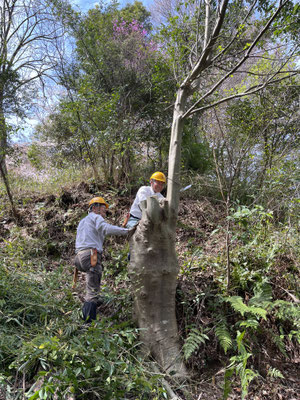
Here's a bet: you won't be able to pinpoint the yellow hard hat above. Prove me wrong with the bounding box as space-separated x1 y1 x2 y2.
150 171 166 183
89 197 109 209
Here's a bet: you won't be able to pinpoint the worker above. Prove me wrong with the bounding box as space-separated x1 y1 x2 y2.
126 171 166 228
74 196 129 322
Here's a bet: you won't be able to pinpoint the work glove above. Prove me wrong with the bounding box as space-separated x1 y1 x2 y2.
127 225 137 240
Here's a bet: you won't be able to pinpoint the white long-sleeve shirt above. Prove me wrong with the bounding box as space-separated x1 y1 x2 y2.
75 212 128 253
129 186 165 219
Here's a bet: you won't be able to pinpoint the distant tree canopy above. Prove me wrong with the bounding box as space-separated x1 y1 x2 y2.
36 1 177 184
0 0 66 217
31 0 299 215
0 0 65 156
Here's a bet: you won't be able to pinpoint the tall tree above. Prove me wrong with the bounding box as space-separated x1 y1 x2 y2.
129 0 299 375
41 0 174 183
0 0 64 211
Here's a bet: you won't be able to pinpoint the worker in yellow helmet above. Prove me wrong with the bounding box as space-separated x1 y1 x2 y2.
74 196 129 322
126 171 166 228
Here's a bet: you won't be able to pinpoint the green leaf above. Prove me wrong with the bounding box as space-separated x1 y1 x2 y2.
215 323 232 354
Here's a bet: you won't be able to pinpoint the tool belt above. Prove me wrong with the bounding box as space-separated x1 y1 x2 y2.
76 248 102 267
72 249 102 289
90 248 97 267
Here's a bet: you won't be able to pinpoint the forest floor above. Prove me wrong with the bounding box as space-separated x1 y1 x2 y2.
1 169 299 399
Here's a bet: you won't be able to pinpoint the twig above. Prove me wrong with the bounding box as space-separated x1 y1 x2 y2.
269 281 300 303
280 287 300 304
151 364 185 400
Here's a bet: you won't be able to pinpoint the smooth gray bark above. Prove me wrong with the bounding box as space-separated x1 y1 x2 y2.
129 196 187 375
167 87 189 223
0 104 7 176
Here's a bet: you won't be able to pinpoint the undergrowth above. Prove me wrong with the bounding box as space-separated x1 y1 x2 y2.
180 204 300 399
1 180 299 400
0 232 165 400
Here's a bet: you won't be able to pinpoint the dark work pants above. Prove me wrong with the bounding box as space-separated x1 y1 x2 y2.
74 250 102 303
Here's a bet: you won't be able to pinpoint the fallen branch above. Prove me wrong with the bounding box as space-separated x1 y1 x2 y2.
151 364 185 400
280 287 300 304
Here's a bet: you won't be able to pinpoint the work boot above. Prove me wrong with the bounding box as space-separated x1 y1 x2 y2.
94 297 105 307
82 301 97 323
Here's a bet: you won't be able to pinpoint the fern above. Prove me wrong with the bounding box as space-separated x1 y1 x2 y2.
271 300 300 329
223 331 258 400
288 330 300 344
270 329 288 358
248 281 272 308
226 296 249 316
267 367 284 379
226 296 267 320
215 322 232 354
240 367 258 399
183 328 209 360
223 366 234 399
239 319 259 329
269 300 300 352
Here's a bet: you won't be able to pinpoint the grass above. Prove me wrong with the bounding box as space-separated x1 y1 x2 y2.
6 166 94 196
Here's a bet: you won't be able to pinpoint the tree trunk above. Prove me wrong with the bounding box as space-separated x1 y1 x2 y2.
0 101 7 176
0 101 19 222
167 87 189 223
0 154 19 222
129 196 187 376
129 86 190 375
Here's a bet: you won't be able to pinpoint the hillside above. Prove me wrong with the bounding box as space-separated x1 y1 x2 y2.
0 170 299 399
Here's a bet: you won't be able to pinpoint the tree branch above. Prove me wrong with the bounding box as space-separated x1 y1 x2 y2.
182 0 290 119
181 0 230 89
189 72 298 115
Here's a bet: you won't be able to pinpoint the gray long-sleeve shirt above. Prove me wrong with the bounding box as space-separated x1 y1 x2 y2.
75 212 128 253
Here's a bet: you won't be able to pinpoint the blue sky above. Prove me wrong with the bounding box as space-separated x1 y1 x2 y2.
72 0 153 12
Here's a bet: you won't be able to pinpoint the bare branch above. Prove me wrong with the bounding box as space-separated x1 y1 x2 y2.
210 0 258 65
189 72 298 115
182 0 230 88
182 0 291 118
